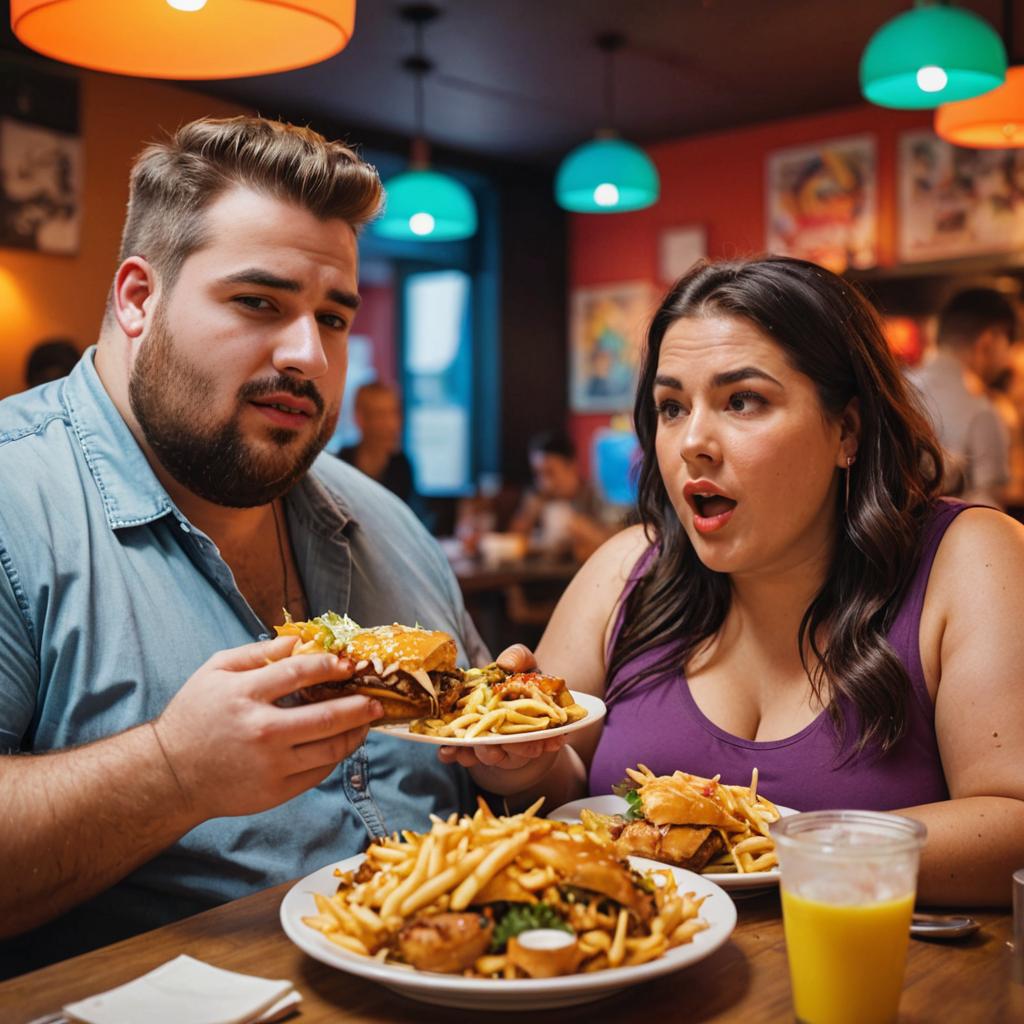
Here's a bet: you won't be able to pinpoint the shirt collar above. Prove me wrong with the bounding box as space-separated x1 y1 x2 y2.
62 347 176 530
62 347 359 538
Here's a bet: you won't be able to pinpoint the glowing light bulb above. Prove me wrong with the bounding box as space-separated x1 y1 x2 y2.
409 212 436 236
916 65 948 93
593 183 620 207
167 0 208 10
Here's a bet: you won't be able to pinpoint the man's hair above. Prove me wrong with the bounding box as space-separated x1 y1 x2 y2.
116 116 383 295
528 429 576 461
937 287 1017 349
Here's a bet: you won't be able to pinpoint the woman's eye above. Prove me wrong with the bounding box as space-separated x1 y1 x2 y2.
727 391 765 413
656 399 685 421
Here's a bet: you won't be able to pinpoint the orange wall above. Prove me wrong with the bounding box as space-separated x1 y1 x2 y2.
568 102 932 472
0 72 247 399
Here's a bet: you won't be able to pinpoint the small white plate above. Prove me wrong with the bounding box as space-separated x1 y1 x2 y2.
280 853 736 1010
369 690 605 747
547 795 797 892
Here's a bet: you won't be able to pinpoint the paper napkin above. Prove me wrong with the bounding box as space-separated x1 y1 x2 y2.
62 955 300 1024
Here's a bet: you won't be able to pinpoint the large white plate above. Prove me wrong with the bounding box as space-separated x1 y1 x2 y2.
369 690 605 747
280 853 736 1010
547 795 797 892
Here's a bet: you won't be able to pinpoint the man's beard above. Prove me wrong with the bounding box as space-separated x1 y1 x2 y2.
128 310 338 508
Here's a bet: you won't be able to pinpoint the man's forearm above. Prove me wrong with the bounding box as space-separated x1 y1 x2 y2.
902 795 1024 907
0 723 200 938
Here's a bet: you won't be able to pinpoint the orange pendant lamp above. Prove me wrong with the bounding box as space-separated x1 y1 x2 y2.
935 0 1024 147
10 0 356 80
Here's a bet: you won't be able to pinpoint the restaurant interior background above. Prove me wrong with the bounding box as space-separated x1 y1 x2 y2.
3 0 1024 652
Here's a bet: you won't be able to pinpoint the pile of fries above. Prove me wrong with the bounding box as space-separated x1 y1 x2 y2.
409 667 588 739
303 799 709 978
626 764 782 875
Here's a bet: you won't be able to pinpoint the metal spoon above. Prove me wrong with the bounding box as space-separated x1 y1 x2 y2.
910 912 981 940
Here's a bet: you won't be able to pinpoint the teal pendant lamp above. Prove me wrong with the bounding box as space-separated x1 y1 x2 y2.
555 32 659 213
860 1 1006 109
375 5 477 242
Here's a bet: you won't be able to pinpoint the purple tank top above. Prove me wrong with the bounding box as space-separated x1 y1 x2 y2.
589 501 966 811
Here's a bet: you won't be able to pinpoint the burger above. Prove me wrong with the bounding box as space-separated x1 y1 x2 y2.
583 772 742 873
274 611 465 721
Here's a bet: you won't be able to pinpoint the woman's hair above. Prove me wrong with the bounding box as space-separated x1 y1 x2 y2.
608 255 944 754
115 116 383 295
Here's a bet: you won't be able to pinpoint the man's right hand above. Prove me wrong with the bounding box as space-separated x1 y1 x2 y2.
152 635 381 819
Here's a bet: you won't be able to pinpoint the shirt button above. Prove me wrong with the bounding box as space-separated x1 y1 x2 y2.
179 522 191 533
350 773 364 790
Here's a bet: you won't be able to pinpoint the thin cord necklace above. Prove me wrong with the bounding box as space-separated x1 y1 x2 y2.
271 500 290 616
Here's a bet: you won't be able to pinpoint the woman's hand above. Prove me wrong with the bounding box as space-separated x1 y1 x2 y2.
437 643 571 796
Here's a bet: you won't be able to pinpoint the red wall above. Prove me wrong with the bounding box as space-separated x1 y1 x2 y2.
568 103 932 473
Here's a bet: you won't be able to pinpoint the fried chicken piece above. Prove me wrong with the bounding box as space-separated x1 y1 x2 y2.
396 912 494 974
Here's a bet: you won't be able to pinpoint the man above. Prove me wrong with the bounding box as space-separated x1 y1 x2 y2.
23 337 80 388
337 381 418 507
0 116 487 976
510 430 616 562
907 287 1017 509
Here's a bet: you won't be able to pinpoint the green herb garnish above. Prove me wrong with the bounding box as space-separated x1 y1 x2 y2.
489 903 572 953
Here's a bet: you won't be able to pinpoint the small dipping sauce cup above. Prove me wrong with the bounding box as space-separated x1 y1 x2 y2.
773 810 927 1024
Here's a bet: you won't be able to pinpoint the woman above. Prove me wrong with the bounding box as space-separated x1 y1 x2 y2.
442 256 1024 906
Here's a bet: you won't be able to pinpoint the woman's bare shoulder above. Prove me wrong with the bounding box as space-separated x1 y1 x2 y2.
928 505 1024 615
572 523 653 594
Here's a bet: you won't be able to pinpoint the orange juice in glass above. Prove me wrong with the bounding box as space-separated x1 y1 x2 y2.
773 810 926 1024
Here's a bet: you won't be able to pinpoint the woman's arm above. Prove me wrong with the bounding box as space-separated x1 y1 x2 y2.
907 507 1024 906
440 525 651 806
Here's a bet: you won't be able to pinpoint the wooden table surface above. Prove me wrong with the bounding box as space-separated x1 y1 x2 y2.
3 883 1018 1023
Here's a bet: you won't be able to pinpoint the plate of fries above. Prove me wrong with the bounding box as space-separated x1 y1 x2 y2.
549 766 797 892
280 800 736 1010
372 684 604 747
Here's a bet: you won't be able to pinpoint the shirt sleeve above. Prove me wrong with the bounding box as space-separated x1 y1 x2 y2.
964 406 1010 503
0 542 40 752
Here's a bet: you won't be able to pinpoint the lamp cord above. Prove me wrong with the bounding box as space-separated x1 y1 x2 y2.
604 45 615 129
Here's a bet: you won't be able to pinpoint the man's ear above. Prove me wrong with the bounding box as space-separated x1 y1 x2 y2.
837 396 861 467
112 257 158 340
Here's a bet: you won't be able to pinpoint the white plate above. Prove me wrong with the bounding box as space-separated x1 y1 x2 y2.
547 795 797 892
369 690 605 747
280 853 736 1010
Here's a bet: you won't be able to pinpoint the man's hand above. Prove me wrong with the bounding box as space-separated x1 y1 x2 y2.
152 635 381 819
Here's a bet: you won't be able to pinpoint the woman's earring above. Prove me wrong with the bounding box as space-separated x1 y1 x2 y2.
845 454 856 515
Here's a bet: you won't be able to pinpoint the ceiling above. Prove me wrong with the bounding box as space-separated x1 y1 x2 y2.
3 1 1020 166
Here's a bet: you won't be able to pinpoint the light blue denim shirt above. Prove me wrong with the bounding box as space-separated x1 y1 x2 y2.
0 349 488 968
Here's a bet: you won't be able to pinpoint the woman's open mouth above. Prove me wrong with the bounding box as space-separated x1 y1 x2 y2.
685 485 738 535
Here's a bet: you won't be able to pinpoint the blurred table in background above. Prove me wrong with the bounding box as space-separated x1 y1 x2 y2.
442 543 580 655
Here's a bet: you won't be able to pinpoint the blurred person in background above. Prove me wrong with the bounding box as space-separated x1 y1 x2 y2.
510 429 617 562
24 337 80 389
336 381 417 506
906 287 1016 508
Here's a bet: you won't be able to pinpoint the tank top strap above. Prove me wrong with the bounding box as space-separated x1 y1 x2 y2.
885 498 975 714
604 543 659 667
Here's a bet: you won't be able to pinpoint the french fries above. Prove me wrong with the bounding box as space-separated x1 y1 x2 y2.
410 670 588 739
302 799 709 978
624 764 783 875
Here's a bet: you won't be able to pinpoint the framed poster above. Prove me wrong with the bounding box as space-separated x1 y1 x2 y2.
0 62 82 255
898 129 1024 262
569 281 655 413
766 134 877 272
659 225 707 284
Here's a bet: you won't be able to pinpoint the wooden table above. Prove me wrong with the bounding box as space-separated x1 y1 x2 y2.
3 885 1016 1022
448 554 580 596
